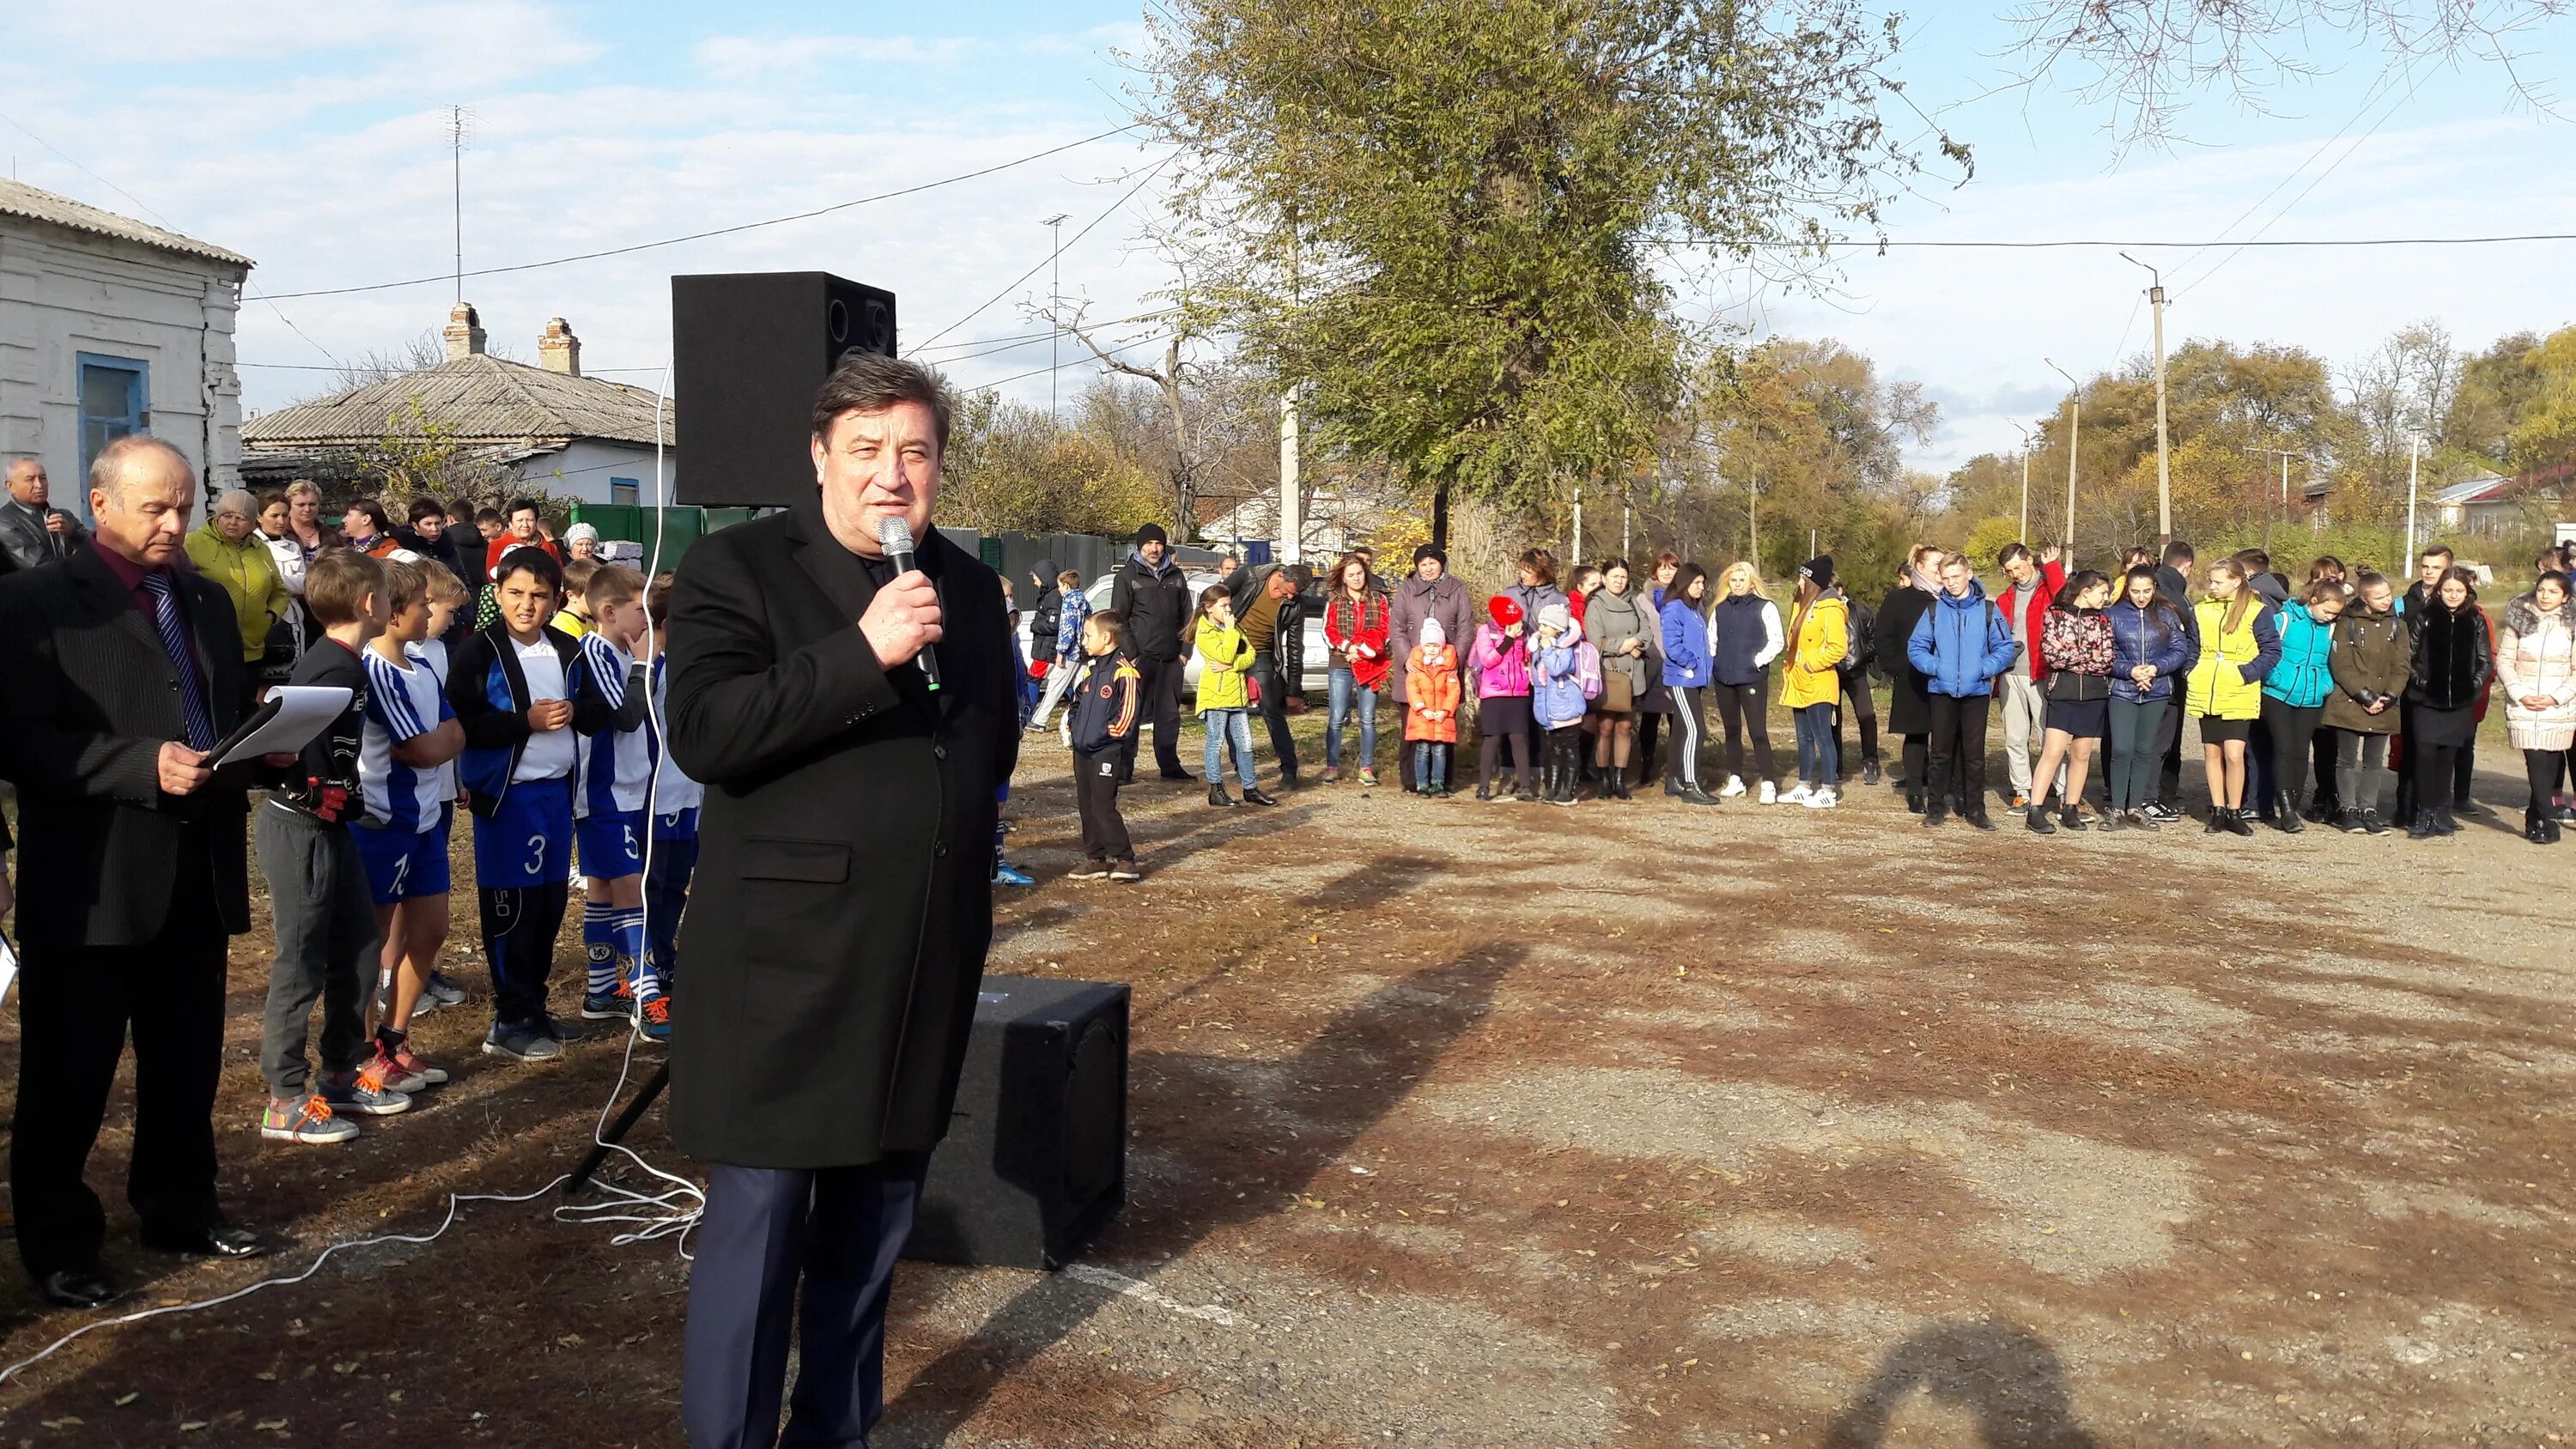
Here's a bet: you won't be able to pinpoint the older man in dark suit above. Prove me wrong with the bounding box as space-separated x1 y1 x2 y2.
665 352 1018 1448
0 457 86 573
0 436 270 1310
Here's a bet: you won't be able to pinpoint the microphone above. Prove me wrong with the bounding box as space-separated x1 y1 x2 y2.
876 516 943 693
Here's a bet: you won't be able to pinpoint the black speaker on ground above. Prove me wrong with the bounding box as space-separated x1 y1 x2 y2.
908 976 1128 1270
671 270 897 507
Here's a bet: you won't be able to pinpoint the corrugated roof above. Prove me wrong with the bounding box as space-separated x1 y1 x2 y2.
2433 472 2512 506
241 354 676 449
0 176 252 269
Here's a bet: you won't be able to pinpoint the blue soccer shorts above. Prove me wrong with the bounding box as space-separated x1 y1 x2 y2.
473 776 574 886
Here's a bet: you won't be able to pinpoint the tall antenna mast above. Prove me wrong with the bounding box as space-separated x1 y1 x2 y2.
447 106 474 303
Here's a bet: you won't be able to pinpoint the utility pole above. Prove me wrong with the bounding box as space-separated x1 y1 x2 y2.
1569 480 1583 567
2008 421 2033 543
1041 213 1068 423
1278 386 1301 564
2122 252 2172 542
1622 497 1632 558
2046 357 2081 561
2404 433 2422 567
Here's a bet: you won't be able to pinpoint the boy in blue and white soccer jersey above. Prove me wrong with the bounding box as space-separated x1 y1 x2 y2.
570 565 657 1032
640 573 701 1043
353 557 466 1091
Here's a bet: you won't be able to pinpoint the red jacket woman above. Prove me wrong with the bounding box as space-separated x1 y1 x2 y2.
1325 589 1393 690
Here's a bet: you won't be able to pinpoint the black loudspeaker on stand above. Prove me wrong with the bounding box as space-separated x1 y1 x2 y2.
671 270 898 509
567 977 1129 1270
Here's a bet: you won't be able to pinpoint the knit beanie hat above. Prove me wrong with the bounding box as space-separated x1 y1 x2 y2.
1135 523 1169 547
1799 555 1836 591
1420 618 1446 647
1413 543 1447 568
1488 595 1524 628
1537 603 1572 634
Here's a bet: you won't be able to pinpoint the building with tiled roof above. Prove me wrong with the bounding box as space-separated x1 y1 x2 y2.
242 305 680 506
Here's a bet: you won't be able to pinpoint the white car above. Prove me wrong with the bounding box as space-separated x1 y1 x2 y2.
1015 571 1332 694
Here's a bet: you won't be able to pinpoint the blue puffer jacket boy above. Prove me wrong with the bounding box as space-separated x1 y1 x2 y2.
1906 579 2017 697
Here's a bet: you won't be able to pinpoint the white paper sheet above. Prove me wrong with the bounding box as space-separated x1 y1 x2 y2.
213 685 352 767
0 937 16 1009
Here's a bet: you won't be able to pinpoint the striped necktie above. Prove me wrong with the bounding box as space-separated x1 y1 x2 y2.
142 572 219 751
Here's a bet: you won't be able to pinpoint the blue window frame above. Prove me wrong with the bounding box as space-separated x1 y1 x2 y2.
76 354 150 498
609 476 641 506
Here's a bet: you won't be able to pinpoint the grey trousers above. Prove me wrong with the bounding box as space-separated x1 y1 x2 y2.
1998 671 2047 798
255 805 382 1099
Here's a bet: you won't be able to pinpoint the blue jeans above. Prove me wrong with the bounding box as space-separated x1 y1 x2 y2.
1413 741 1448 789
1326 666 1378 770
1795 703 1838 786
1202 708 1256 789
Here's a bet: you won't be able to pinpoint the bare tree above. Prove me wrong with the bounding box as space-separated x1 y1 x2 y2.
2002 0 2569 150
1036 300 1208 537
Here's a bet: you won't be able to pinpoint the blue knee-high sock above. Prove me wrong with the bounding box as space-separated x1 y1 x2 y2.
614 907 651 1001
583 900 618 996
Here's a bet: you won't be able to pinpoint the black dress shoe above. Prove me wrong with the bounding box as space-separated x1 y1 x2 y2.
143 1222 269 1259
1157 768 1194 782
39 1269 117 1310
1242 787 1279 807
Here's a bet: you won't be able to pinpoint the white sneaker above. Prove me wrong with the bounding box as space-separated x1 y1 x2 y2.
1778 783 1810 805
1758 780 1778 804
1806 786 1838 809
1719 775 1747 797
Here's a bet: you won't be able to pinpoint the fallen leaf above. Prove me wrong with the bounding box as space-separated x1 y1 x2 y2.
113 1393 139 1407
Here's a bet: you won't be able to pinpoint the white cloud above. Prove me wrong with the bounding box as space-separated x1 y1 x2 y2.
27 0 598 70
692 33 980 82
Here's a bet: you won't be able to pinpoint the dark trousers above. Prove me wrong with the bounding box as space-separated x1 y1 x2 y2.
2310 729 2342 812
1665 686 1707 788
1635 707 1662 784
1833 667 1880 770
12 877 228 1280
683 1156 927 1449
1124 653 1186 780
1710 678 1775 782
2524 748 2563 808
1251 649 1299 779
478 881 571 1028
1073 748 1133 862
646 834 700 986
1925 693 1992 811
1899 733 1928 792
2155 682 2188 803
2413 740 2460 816
2260 698 2323 815
2456 737 2479 808
255 807 381 1099
2246 704 2277 811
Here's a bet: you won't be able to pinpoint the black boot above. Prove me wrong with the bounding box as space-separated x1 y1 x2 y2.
1208 785 1236 808
2526 805 2551 844
2433 804 2459 835
2026 793 2057 834
1862 760 1882 786
1922 797 1947 828
1905 789 1925 815
2275 801 2304 834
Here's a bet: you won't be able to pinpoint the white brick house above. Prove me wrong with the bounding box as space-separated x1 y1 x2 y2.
0 178 253 514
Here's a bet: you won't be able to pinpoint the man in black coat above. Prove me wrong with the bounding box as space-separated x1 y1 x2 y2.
1110 522 1193 782
0 436 270 1310
2151 540 2200 819
1874 546 1942 812
0 457 87 574
664 353 1018 1449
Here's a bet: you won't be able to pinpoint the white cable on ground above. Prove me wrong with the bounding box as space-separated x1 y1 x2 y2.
0 361 705 1389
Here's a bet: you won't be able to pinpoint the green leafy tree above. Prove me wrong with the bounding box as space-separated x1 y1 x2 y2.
1140 0 1962 582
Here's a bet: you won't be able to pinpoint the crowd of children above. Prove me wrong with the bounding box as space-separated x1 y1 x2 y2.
252 541 700 1145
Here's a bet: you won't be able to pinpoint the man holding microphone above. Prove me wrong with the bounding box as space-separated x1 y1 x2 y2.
664 352 1018 1448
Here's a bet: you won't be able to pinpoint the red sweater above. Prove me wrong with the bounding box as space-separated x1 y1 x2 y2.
2004 559 2066 680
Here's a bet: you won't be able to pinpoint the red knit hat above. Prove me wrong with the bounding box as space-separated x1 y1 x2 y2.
1488 596 1524 628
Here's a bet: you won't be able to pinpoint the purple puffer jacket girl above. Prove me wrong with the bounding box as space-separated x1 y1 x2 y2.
1469 620 1533 697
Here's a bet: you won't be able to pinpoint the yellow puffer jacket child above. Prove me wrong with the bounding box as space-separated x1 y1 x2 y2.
1778 591 1850 710
1189 618 1255 712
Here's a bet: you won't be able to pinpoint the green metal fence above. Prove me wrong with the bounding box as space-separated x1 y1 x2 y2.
568 504 762 567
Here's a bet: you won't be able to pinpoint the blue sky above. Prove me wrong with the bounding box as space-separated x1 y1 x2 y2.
7 1 2572 471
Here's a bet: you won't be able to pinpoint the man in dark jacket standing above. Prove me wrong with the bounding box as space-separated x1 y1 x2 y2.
0 437 270 1309
2151 540 2199 819
0 457 86 573
1874 546 1942 813
665 353 1018 1449
1111 523 1193 782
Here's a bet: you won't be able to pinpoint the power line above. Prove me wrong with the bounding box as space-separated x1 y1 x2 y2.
905 155 1175 355
963 330 1175 391
250 123 1148 302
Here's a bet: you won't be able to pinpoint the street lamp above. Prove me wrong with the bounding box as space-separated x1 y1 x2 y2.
2119 251 2172 542
2044 357 2081 560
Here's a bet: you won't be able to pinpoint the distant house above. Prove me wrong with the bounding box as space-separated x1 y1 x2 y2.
241 305 677 505
1199 482 1408 561
0 177 253 514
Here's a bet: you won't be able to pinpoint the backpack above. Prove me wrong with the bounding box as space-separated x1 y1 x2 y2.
1575 640 1603 700
1844 594 1874 668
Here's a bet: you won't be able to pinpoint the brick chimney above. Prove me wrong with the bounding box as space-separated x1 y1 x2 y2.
442 302 487 361
538 317 582 378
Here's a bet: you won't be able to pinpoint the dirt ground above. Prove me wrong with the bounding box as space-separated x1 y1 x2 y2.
0 700 2570 1447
